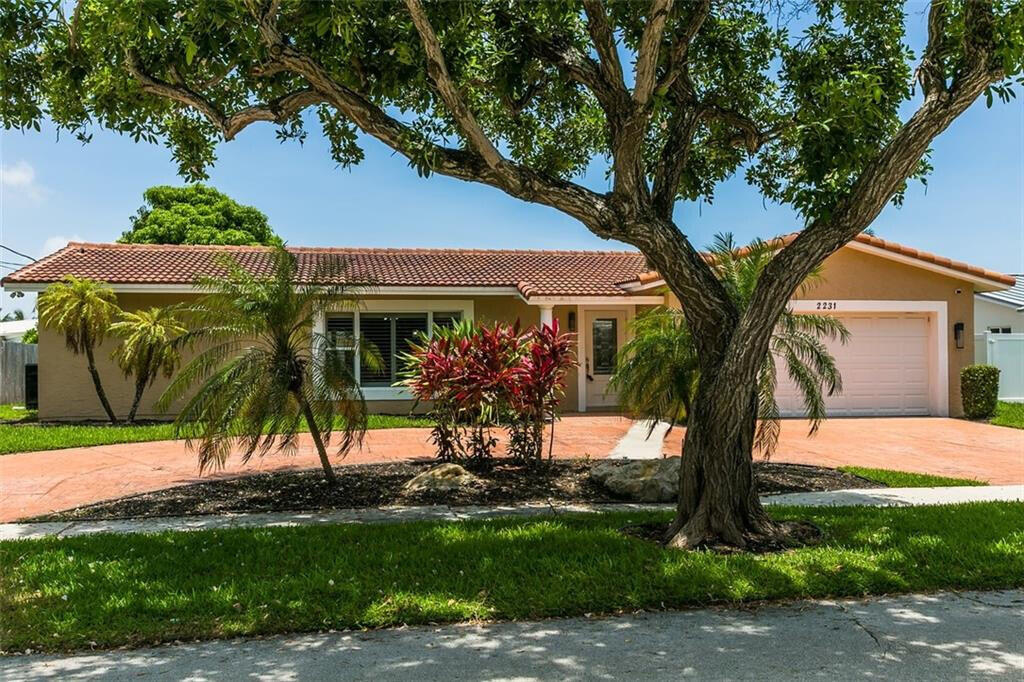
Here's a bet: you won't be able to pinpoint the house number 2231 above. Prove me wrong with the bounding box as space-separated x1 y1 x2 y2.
815 301 838 310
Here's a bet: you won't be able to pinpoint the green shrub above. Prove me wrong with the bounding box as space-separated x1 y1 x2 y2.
961 365 1000 419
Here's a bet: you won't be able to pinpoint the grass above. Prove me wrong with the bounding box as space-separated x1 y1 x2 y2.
2 502 1022 653
838 466 987 488
991 401 1024 429
0 403 37 423
0 414 430 455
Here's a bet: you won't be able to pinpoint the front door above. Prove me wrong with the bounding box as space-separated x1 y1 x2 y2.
585 309 627 408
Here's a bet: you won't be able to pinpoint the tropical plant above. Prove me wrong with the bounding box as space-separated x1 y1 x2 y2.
118 184 282 246
157 247 376 484
506 320 576 461
109 306 187 423
2 309 25 321
611 310 698 438
21 327 38 344
613 234 849 457
401 319 575 462
36 276 120 423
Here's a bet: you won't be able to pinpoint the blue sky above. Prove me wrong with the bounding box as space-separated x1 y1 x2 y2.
1 11 1022 319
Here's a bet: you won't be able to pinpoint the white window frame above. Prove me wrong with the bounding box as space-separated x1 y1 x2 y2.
315 299 474 400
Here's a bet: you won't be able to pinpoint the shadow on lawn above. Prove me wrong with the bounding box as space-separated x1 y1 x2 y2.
1 504 1022 655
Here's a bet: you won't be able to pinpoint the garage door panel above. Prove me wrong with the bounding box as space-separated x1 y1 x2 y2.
777 314 931 417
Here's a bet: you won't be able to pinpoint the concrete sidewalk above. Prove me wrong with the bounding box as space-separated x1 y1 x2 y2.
3 485 1021 540
4 590 1022 680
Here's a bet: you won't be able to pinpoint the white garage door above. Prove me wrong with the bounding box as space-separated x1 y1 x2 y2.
775 315 931 417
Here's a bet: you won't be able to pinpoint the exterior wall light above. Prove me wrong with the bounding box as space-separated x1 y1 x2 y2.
954 321 965 349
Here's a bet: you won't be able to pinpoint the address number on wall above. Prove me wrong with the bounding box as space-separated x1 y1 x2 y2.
814 301 839 311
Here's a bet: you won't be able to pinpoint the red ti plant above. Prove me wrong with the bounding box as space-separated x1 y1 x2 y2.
507 319 576 461
399 323 467 461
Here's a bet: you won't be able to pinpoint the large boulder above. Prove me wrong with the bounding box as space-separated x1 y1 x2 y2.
402 463 479 495
590 457 681 502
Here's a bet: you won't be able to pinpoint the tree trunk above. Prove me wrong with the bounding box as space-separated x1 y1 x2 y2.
300 396 337 485
126 349 154 424
127 377 147 424
84 344 118 424
663 339 810 550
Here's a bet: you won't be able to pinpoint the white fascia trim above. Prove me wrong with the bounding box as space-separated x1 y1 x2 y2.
617 279 666 292
526 295 665 305
844 241 1010 291
788 299 949 417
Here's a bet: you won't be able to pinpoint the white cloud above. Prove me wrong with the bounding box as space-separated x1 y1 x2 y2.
41 234 83 256
1 161 45 201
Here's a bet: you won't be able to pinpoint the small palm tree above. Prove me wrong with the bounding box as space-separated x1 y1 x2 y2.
609 310 698 437
37 276 120 423
110 306 187 423
157 247 375 484
612 234 849 457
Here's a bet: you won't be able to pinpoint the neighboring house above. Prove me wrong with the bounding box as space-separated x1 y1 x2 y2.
0 235 1014 421
975 274 1022 335
0 319 36 343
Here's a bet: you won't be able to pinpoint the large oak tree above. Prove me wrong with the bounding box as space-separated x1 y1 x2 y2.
4 0 1021 548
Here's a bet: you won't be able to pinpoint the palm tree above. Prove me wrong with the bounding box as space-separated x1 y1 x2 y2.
609 309 698 437
2 309 25 321
157 247 375 484
612 234 849 457
110 306 187 423
37 276 120 423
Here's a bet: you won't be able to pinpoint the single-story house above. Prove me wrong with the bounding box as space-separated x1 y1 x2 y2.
975 274 1022 335
1 234 1014 421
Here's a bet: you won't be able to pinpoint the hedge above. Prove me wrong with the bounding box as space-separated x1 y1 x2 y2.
961 365 1000 419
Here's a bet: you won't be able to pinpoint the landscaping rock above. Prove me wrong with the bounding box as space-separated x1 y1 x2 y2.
590 457 681 502
401 463 479 495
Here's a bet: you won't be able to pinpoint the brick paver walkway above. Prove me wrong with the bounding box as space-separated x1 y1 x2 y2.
1 416 1020 522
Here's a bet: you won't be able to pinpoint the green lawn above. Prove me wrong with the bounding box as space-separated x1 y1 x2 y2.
0 403 37 423
991 401 1024 429
838 466 987 488
3 502 1022 653
0 414 430 455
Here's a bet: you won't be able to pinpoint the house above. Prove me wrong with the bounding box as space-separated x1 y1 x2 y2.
1 235 1014 421
0 319 36 343
975 274 1022 335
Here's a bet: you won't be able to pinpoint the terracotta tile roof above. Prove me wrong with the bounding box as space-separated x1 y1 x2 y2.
621 232 1016 288
1 242 650 299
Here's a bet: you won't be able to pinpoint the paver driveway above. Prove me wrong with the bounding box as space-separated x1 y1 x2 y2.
1 416 1020 522
0 415 632 522
667 417 1023 484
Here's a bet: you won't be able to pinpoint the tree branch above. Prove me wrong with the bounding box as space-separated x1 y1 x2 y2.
404 0 505 173
917 0 949 98
125 51 321 140
633 0 673 107
235 2 615 231
581 0 627 92
732 0 1004 385
651 107 707 218
656 0 711 94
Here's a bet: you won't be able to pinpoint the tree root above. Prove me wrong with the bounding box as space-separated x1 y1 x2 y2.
620 517 823 554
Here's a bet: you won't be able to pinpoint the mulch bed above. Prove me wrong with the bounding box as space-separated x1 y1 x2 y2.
30 459 880 522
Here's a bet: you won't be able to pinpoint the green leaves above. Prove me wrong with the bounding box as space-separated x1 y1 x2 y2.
118 184 282 246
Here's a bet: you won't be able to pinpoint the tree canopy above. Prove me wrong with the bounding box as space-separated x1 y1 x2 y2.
118 184 282 246
5 0 1021 546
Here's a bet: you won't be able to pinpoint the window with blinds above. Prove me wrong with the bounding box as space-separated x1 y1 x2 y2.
432 312 462 329
359 313 429 386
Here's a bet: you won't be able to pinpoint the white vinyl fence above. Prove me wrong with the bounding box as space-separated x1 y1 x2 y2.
975 333 1024 402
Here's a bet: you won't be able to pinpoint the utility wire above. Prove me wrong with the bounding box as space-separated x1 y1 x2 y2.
0 245 36 262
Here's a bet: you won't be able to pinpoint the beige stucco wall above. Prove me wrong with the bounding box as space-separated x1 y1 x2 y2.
37 292 550 421
34 247 982 420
